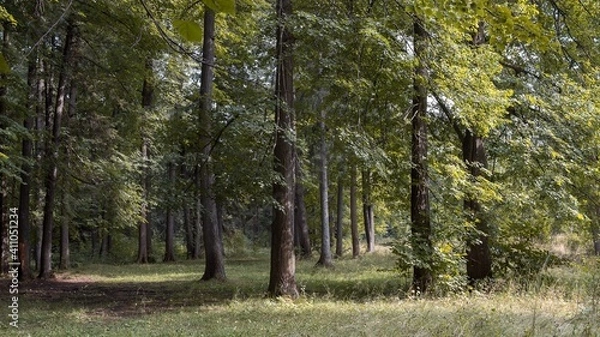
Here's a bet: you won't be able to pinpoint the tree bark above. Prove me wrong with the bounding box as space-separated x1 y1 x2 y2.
316 110 333 267
350 165 360 258
410 18 433 293
463 130 492 282
39 21 77 279
335 177 344 258
164 161 176 262
137 59 154 264
362 170 375 253
464 23 492 283
59 81 77 271
199 8 225 281
18 58 37 280
268 0 298 298
593 225 600 256
294 154 312 258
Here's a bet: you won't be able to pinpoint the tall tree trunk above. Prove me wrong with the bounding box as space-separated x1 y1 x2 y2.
184 204 194 259
137 59 154 264
410 18 433 293
59 81 77 271
335 177 344 258
199 8 225 281
294 154 311 258
362 171 375 253
18 58 37 280
99 233 111 258
316 110 333 267
350 165 360 258
194 196 203 259
463 130 492 281
39 21 77 279
164 161 176 262
464 23 492 283
593 224 600 256
269 0 298 298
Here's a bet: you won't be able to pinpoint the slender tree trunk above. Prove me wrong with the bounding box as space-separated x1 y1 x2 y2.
316 110 333 267
59 81 77 271
335 177 344 258
294 154 311 258
163 161 176 262
137 59 154 264
199 8 225 281
39 21 77 279
593 224 600 256
99 233 111 258
269 0 298 298
410 18 433 293
362 171 375 253
463 130 492 281
194 197 203 259
184 204 194 259
18 59 37 280
350 165 360 258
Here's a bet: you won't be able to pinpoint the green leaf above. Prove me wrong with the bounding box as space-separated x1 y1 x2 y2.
0 53 9 74
173 20 203 43
203 0 236 14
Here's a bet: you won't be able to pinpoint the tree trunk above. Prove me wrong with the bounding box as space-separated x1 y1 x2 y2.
17 58 37 280
464 23 492 283
59 81 77 271
194 196 203 259
294 154 312 258
269 0 298 298
350 165 360 258
593 225 600 256
137 59 154 264
164 161 176 262
410 18 433 293
335 177 344 258
99 233 111 258
362 171 375 253
463 130 492 281
39 21 77 279
199 8 225 281
184 204 194 259
316 110 333 267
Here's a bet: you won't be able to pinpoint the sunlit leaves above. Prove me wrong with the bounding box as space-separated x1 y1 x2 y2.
173 20 203 42
203 0 235 15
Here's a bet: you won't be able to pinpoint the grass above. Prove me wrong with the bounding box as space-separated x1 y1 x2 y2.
1 248 599 336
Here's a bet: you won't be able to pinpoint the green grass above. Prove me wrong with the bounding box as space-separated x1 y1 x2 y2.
2 249 599 336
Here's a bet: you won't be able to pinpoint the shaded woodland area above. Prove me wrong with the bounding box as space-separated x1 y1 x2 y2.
1 0 600 302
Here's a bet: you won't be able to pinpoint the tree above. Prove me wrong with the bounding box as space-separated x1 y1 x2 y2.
199 7 225 281
350 165 360 258
410 17 433 293
268 0 298 298
316 109 333 267
335 176 344 257
362 170 375 253
163 161 176 262
39 19 77 279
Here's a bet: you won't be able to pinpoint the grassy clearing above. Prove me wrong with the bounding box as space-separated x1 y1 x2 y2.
2 248 599 336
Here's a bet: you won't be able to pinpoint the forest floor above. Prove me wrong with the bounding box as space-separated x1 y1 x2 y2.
1 246 599 336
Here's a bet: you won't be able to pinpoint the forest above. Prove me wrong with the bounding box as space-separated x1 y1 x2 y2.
1 0 600 335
